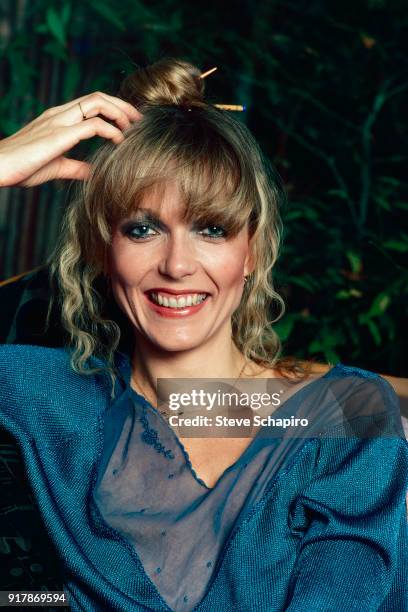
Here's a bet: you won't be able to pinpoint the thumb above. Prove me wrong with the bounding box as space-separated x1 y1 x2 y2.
21 158 92 186
57 157 91 181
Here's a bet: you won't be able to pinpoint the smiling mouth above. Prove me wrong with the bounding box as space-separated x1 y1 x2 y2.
147 291 209 309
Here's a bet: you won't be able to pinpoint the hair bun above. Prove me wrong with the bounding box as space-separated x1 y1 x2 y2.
118 57 206 110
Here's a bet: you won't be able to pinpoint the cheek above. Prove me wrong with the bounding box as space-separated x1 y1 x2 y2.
217 264 245 288
213 247 248 287
108 239 144 286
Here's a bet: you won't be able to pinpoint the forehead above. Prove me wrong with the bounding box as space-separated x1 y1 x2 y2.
136 181 186 220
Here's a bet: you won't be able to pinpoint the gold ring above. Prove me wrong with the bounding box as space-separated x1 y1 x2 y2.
78 101 87 120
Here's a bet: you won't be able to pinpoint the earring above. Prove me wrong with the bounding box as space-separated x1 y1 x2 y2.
243 275 248 284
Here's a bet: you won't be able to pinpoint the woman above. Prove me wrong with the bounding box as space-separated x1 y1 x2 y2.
0 58 407 611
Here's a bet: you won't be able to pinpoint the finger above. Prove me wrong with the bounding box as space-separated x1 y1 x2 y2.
6 117 123 176
21 158 91 187
95 92 142 121
74 94 135 130
55 157 91 180
43 91 142 124
0 116 125 188
65 116 126 145
47 95 131 131
79 91 142 121
47 94 141 130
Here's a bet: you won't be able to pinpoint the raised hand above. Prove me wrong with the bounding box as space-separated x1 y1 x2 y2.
0 92 141 187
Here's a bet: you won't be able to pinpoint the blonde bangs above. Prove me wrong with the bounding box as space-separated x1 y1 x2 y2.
83 106 256 240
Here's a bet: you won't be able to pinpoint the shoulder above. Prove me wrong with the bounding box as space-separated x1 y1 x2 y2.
0 344 111 441
0 344 71 392
332 362 400 405
0 343 70 368
313 363 407 446
304 359 406 399
0 343 88 394
298 360 403 414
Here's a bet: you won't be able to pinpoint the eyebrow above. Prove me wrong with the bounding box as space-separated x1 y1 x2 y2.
122 207 224 232
129 208 168 229
136 207 162 219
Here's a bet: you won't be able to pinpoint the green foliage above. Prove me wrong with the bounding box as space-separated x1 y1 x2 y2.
0 0 406 374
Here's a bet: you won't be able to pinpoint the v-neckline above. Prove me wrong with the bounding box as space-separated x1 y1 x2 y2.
128 362 342 492
91 360 343 611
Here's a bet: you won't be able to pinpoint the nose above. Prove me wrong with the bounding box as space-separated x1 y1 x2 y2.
157 230 197 280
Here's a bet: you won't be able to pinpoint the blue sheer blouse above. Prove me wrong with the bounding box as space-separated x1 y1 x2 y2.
93 354 408 611
0 344 407 611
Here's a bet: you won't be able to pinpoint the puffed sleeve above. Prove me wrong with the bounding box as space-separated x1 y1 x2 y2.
285 375 408 611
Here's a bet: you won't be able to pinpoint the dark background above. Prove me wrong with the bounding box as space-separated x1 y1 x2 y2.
0 0 407 596
0 0 407 375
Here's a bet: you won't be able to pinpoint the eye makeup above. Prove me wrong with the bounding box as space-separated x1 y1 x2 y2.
119 209 228 242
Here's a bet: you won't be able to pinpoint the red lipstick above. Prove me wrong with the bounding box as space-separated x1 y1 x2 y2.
144 291 210 318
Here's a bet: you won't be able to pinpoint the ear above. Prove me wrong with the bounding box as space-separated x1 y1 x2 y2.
243 239 255 277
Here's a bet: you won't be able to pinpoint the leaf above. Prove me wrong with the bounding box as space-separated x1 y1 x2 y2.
346 251 362 274
308 338 341 363
383 240 408 252
374 195 391 211
366 320 381 346
46 7 66 47
61 3 71 25
15 536 32 552
43 40 68 62
308 339 322 353
323 347 341 364
327 189 348 199
287 276 317 292
0 538 10 555
274 314 296 341
89 1 126 31
285 208 318 222
272 34 291 45
285 211 304 221
359 293 391 324
367 293 390 318
336 289 363 299
379 177 400 187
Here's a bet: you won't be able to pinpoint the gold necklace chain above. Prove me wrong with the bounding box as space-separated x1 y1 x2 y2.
130 359 248 421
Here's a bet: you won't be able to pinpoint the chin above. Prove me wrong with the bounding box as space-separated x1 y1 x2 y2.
143 332 207 354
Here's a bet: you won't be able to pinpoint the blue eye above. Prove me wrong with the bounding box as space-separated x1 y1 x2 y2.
125 223 157 240
122 221 227 241
199 225 227 239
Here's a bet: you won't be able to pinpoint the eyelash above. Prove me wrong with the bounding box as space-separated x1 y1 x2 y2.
124 223 227 241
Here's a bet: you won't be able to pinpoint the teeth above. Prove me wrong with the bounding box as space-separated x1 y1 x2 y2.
151 292 208 309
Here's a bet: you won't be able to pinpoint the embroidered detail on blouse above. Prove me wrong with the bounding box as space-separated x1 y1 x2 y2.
139 404 175 460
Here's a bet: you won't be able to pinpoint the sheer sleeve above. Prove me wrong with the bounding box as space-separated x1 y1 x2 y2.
285 376 408 611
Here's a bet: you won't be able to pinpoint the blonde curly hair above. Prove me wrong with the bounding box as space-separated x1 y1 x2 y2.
47 57 313 396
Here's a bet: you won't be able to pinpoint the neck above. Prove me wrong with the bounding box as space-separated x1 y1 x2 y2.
130 332 249 405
